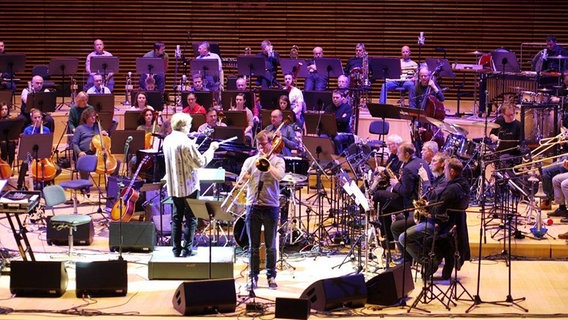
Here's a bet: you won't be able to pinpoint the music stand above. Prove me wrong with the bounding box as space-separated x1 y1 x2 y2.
220 90 254 110
90 56 120 80
88 94 115 115
304 90 332 111
190 59 219 79
0 53 25 106
0 118 24 149
259 89 287 110
368 57 400 82
181 91 214 109
190 113 206 132
186 198 232 278
261 109 295 128
223 110 247 127
146 91 165 111
27 92 57 113
367 103 401 120
136 57 165 75
110 130 145 155
213 126 245 144
0 91 12 107
97 113 114 132
237 55 265 87
302 135 335 161
314 58 343 90
191 42 221 57
304 112 337 137
48 57 78 109
123 110 141 130
280 58 310 78
491 51 521 73
425 58 456 78
17 133 53 161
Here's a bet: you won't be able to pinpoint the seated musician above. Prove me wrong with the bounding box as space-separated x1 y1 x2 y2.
410 66 445 109
368 134 403 193
23 108 50 135
230 92 254 145
324 90 354 155
379 45 417 104
489 103 522 164
137 107 161 134
68 91 94 133
20 75 55 132
0 102 16 167
373 142 432 255
71 108 108 178
398 157 469 278
86 73 111 95
198 107 226 134
131 91 153 110
189 73 210 92
0 102 9 120
421 140 439 164
284 73 306 129
264 109 299 157
182 92 206 115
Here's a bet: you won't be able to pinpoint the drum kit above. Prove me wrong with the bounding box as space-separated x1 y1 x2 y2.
511 86 559 144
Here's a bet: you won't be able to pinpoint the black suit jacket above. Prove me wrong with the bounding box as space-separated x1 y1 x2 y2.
392 156 432 208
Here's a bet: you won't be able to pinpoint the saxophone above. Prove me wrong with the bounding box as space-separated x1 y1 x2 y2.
362 51 370 87
413 164 428 224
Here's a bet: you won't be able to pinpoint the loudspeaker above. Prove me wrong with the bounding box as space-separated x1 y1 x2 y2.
172 278 236 315
109 221 156 252
46 216 94 245
10 261 68 297
275 297 310 319
366 263 415 306
299 273 367 311
75 260 128 298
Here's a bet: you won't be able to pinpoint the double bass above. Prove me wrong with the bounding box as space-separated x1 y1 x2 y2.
90 119 118 174
29 121 58 182
418 64 446 148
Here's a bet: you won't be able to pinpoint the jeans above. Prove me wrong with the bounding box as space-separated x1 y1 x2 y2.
379 80 415 104
171 191 198 255
391 213 416 257
543 162 568 200
398 220 435 262
246 205 279 279
304 73 328 91
552 172 568 206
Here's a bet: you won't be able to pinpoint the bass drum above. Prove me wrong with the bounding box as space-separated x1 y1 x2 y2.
233 215 249 248
442 134 466 157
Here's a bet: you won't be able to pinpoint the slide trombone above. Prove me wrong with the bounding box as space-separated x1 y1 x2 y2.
513 153 568 175
529 128 568 159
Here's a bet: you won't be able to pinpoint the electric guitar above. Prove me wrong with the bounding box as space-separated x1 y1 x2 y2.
110 155 150 222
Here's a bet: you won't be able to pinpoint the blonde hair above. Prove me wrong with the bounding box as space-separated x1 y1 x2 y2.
171 112 192 131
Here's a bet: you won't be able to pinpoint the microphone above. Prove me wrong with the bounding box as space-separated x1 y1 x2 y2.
418 32 425 45
128 71 132 78
176 45 181 58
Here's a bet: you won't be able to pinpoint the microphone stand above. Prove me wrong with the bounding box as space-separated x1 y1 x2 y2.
117 139 131 261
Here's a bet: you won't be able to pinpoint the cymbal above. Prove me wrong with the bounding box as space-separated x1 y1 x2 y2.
425 116 465 136
470 121 501 129
281 173 307 184
510 86 525 91
449 123 469 136
469 50 485 55
547 55 568 59
538 87 552 92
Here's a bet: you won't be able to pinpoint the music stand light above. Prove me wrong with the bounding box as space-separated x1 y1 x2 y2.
368 57 401 82
28 92 57 113
136 57 165 75
48 57 78 109
90 56 120 80
314 58 343 90
304 90 332 111
280 58 310 78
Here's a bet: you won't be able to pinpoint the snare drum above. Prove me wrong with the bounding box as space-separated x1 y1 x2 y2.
442 134 466 157
457 139 479 159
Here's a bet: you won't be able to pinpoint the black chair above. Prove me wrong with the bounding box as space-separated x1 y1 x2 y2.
368 119 389 153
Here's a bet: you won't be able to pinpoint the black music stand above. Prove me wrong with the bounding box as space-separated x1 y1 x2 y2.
186 198 232 279
368 57 400 83
90 56 120 83
314 58 343 90
491 51 521 73
18 133 53 162
88 94 115 115
259 89 287 110
136 57 165 76
304 112 337 137
111 130 145 174
280 58 310 78
27 92 57 113
0 53 26 107
145 91 166 112
304 90 332 111
191 42 221 57
220 90 254 110
190 59 219 79
181 91 214 109
237 56 265 88
367 103 401 120
190 113 206 132
213 126 245 144
223 110 247 127
123 110 141 130
302 135 335 162
97 113 114 133
48 57 78 109
425 58 456 78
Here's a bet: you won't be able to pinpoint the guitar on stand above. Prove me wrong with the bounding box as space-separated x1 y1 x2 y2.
110 155 150 222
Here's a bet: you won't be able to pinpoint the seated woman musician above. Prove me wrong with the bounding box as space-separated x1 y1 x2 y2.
230 92 254 146
0 102 17 168
132 91 153 110
68 91 94 134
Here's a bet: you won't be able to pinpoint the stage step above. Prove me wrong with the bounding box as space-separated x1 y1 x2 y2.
148 246 234 280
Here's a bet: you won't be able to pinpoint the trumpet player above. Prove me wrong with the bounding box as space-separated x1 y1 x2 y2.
163 113 219 258
398 158 470 279
238 130 285 290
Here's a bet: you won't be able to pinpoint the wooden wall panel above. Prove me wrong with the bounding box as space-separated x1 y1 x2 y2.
1 0 568 103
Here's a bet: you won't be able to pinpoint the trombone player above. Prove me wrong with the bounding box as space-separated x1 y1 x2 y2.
238 130 285 290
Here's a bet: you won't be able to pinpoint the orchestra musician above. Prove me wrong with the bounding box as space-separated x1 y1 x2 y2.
238 130 286 289
131 91 153 110
0 40 16 91
489 103 522 160
197 107 226 134
411 66 445 109
379 45 418 104
284 72 306 129
195 41 223 91
264 109 299 157
84 39 114 92
68 91 94 133
0 101 16 168
140 41 168 92
189 74 209 92
182 92 206 115
86 73 111 95
71 108 108 179
532 35 568 73
20 75 55 132
344 43 365 75
162 112 219 258
421 140 439 164
256 40 281 89
230 92 254 145
325 90 353 155
304 46 328 91
368 134 403 193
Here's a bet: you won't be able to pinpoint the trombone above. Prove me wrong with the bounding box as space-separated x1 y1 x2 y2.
529 128 568 159
513 153 568 175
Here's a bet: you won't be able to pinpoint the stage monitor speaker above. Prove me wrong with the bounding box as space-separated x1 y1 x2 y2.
299 273 367 311
46 216 94 245
109 221 156 252
366 262 414 306
275 297 310 319
75 260 128 298
172 278 236 315
10 261 68 297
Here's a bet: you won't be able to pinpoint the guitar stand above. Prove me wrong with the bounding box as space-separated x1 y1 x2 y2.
197 219 229 246
276 222 296 273
444 229 474 304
